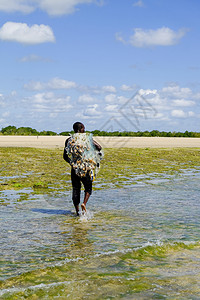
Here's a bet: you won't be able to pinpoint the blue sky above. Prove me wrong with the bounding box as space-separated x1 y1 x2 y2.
0 0 200 133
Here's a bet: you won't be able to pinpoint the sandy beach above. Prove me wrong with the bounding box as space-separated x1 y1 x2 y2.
0 135 200 148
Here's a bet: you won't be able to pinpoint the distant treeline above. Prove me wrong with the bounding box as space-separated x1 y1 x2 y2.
0 126 58 136
0 125 200 137
90 130 200 138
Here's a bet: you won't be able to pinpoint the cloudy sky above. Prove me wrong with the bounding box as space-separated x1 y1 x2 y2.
0 0 200 133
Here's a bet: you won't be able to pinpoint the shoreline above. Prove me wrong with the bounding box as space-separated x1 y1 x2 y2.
0 135 200 148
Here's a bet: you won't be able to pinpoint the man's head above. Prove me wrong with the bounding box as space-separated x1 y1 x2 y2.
73 122 85 133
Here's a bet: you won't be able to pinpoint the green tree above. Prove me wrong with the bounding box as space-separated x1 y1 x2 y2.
16 127 39 135
1 126 17 135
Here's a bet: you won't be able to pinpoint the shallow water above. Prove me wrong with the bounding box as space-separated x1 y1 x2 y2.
0 170 200 299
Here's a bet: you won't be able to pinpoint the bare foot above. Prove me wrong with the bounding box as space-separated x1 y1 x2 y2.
81 203 87 213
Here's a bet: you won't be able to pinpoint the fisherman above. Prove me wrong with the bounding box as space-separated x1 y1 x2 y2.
63 122 102 216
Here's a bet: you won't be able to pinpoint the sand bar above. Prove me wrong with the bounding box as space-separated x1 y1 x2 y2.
0 135 200 148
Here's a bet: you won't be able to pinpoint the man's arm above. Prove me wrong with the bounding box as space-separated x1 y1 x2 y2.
63 138 71 164
93 139 102 151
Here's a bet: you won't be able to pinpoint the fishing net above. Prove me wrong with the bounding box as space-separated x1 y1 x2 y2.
65 133 103 180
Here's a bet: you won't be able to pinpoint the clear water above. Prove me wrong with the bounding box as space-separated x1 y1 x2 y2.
0 170 200 299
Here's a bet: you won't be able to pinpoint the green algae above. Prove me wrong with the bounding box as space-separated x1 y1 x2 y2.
0 147 200 193
1 241 199 299
1 147 200 299
0 148 70 192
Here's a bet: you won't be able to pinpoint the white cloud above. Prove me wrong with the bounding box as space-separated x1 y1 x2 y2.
118 96 129 105
39 0 95 16
49 78 76 89
136 89 164 108
116 27 188 48
1 82 199 131
78 94 95 104
20 54 52 63
84 104 101 116
153 112 168 120
138 89 157 96
171 109 195 118
24 81 44 91
102 85 116 93
31 92 54 104
77 84 117 95
120 84 136 91
172 99 195 107
171 109 186 118
23 83 199 129
27 92 72 112
117 90 159 122
76 104 101 119
0 0 34 13
162 85 192 98
105 104 118 112
0 22 55 44
0 0 101 16
123 86 199 124
32 81 118 96
105 94 116 103
24 78 76 90
133 0 144 7
104 94 129 106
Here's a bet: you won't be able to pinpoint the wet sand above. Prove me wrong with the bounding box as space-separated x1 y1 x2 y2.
0 135 200 148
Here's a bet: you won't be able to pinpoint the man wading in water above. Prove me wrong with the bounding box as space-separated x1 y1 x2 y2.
63 122 102 216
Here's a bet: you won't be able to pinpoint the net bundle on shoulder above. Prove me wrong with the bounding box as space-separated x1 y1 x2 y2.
66 133 103 179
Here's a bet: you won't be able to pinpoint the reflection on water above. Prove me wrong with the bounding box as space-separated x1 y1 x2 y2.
0 170 200 299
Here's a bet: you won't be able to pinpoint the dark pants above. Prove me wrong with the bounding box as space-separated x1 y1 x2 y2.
71 168 92 206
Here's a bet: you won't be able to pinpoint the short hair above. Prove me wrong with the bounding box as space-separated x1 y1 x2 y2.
73 122 84 133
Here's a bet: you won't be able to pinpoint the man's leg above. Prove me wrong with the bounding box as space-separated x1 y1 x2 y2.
72 188 81 215
81 192 90 212
81 172 92 212
71 169 81 216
